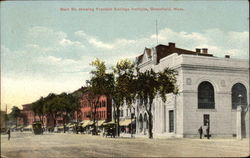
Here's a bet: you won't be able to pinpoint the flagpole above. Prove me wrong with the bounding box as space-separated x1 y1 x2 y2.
156 20 158 45
5 104 8 131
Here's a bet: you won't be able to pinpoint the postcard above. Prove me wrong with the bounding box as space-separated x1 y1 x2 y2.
1 0 249 157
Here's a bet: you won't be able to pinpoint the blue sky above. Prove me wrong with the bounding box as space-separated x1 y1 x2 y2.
1 0 249 111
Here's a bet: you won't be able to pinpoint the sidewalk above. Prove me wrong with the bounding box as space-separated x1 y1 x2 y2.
120 133 148 138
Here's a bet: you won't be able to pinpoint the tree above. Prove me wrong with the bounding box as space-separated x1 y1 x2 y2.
31 97 45 127
135 68 178 139
112 59 136 137
55 92 70 132
87 58 114 135
31 91 82 132
58 93 82 133
43 93 60 128
9 106 21 128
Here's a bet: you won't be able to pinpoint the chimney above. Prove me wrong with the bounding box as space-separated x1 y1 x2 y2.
202 48 208 54
195 48 201 53
169 42 175 48
225 55 230 58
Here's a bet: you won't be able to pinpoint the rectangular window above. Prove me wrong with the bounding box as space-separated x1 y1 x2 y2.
203 114 210 126
169 110 174 132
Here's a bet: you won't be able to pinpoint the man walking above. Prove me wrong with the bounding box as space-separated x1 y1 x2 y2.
7 128 11 140
198 126 203 139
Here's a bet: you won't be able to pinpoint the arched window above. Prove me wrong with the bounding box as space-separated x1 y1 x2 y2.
198 81 215 109
231 83 247 109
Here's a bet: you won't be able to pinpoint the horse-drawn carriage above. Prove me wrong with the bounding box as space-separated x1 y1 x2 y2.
103 122 116 138
32 121 43 135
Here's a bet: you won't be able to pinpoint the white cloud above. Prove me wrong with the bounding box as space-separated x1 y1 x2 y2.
59 38 85 49
89 38 114 49
26 26 67 48
149 28 248 59
2 26 248 110
75 30 114 49
24 26 86 59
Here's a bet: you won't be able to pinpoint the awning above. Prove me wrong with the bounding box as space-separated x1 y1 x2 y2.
120 119 135 126
16 126 23 129
67 123 75 128
103 121 116 126
82 120 94 127
97 120 106 126
81 121 89 127
10 125 16 129
24 125 32 129
68 124 75 128
88 121 94 126
57 125 64 129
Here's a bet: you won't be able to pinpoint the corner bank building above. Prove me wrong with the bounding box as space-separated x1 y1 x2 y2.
120 42 249 138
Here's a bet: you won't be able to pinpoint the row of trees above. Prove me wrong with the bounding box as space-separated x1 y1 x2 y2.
28 58 177 138
31 92 82 131
88 58 178 138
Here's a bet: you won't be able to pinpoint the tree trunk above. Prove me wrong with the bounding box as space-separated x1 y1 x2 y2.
147 102 153 139
116 106 120 137
92 99 98 135
63 115 66 133
52 114 57 128
42 115 45 129
148 111 153 139
113 106 117 136
54 119 56 128
39 115 43 126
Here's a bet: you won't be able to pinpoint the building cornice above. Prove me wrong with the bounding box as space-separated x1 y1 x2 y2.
180 64 249 74
137 60 153 69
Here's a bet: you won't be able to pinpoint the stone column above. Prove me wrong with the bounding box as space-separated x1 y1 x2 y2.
236 106 242 139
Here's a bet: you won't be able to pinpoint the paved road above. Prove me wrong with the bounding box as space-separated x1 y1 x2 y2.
1 132 249 157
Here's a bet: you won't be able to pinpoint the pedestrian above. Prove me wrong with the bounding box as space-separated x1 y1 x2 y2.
7 128 11 140
198 126 203 139
206 126 210 139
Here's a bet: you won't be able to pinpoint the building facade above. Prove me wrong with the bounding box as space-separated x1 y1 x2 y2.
122 42 249 138
18 104 37 126
79 92 112 124
18 104 55 127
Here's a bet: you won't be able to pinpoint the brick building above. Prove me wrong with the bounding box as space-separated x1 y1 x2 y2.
79 92 112 125
18 104 55 127
18 104 37 126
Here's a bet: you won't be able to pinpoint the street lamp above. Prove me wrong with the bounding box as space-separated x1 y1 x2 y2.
238 94 242 107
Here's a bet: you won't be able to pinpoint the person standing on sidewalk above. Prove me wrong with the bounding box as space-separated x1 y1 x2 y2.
206 126 210 139
7 128 11 140
198 126 203 139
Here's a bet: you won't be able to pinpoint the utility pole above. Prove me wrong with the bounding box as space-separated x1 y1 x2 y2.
5 104 8 131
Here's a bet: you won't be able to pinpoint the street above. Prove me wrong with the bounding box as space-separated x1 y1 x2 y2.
1 132 249 157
